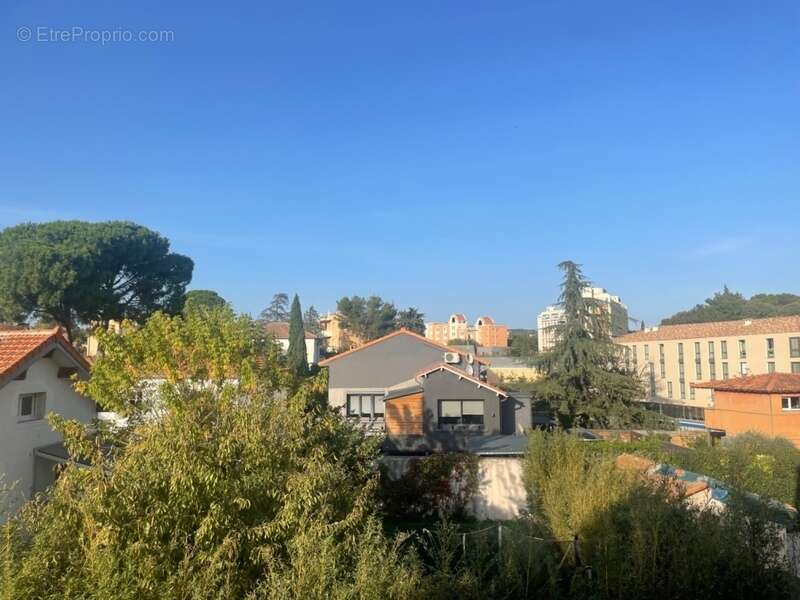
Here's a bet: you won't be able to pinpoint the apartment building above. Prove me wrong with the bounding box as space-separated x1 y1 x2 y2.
425 314 508 347
537 287 629 351
318 312 362 353
615 316 800 421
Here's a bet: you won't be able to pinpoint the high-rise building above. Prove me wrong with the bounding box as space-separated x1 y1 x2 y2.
537 287 629 351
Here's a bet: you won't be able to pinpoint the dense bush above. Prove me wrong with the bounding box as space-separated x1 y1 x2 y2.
667 432 800 507
379 453 479 520
0 309 425 600
523 431 798 599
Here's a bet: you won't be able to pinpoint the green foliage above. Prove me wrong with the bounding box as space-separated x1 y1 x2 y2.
666 432 800 507
260 293 289 323
183 289 227 313
662 286 800 325
303 305 321 336
395 307 425 335
287 294 309 376
0 221 193 340
523 431 797 599
1 309 423 599
508 329 538 357
532 262 644 428
380 454 480 520
336 295 398 341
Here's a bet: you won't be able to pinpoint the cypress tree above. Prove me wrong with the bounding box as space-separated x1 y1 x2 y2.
287 294 309 376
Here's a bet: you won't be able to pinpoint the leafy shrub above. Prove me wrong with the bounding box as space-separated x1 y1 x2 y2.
523 431 798 600
380 453 479 520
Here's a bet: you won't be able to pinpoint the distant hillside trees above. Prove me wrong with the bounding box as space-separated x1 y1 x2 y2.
0 221 193 341
508 329 537 357
662 287 800 325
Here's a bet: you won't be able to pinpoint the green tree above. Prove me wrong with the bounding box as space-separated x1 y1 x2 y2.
395 307 425 334
508 329 538 357
0 221 193 341
303 305 321 336
662 287 800 325
336 295 398 341
260 293 289 323
183 289 227 314
287 294 309 376
1 308 422 599
532 261 643 427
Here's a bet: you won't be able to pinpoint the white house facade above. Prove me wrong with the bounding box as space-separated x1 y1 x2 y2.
0 328 95 518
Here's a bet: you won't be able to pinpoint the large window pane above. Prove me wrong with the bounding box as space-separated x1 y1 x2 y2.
373 396 385 416
462 400 484 415
440 400 461 417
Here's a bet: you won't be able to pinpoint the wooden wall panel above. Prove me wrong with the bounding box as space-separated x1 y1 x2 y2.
385 392 423 435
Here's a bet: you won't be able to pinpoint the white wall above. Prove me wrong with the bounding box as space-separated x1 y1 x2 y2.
275 338 321 365
0 357 95 515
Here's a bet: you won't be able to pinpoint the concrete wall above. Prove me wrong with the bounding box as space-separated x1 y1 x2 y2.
382 455 527 521
0 357 96 515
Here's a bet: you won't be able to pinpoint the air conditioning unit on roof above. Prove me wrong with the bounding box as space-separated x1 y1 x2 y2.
443 352 460 364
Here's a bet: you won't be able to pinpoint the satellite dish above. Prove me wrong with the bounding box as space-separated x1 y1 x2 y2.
467 353 475 365
465 364 474 376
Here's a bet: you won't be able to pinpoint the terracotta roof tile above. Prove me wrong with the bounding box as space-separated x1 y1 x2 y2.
615 315 800 343
692 372 800 394
263 321 317 340
0 328 90 384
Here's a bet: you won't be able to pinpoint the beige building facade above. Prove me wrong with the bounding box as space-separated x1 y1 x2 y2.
319 312 362 353
425 314 508 347
616 316 800 420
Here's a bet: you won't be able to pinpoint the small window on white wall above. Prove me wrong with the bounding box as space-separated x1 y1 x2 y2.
18 393 46 422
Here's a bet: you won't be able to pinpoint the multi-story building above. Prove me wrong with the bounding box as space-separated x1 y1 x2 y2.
615 315 800 422
536 305 565 352
425 314 507 347
318 312 362 353
537 287 629 351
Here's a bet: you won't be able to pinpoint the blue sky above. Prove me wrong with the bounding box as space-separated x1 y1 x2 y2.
2 2 798 328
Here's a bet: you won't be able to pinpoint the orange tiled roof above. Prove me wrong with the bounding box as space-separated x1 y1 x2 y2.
693 372 800 394
263 321 317 340
0 327 90 385
615 315 800 343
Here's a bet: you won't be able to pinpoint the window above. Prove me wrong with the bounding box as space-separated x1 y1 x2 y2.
793 363 800 374
721 341 728 360
709 362 716 380
738 340 746 359
768 362 776 373
644 344 650 361
18 393 46 422
693 342 702 379
740 362 749 376
438 400 484 429
722 362 729 379
677 343 684 361
690 387 695 401
708 341 715 359
680 381 686 400
659 344 666 377
767 338 775 359
791 337 800 358
346 394 385 418
781 396 800 411
667 381 673 399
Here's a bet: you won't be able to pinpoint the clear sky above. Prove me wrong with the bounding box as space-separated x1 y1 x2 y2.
2 1 798 328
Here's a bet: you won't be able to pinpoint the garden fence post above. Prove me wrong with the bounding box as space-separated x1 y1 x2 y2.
462 533 466 554
498 524 503 551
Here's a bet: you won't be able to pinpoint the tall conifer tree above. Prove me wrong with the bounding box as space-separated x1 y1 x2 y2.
287 294 308 376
